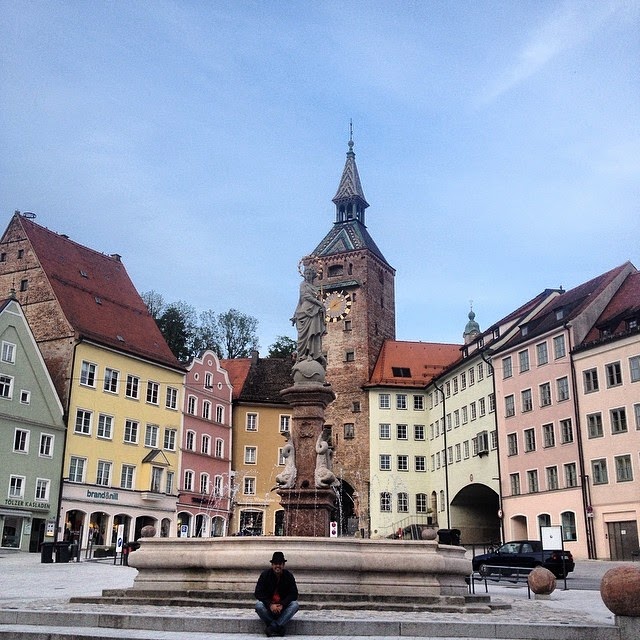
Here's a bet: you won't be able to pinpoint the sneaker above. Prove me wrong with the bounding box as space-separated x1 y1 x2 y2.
265 622 278 637
277 624 286 636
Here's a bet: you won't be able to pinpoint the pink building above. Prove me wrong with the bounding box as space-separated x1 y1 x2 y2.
493 263 635 560
177 350 233 537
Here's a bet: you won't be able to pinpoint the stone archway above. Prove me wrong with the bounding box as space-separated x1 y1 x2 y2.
450 483 500 545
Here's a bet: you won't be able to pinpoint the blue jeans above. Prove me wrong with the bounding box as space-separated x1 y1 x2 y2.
255 600 299 628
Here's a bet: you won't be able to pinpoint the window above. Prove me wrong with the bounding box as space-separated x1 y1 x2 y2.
415 456 426 472
19 279 28 292
80 361 96 387
125 374 139 399
460 372 467 390
560 418 573 443
103 368 119 393
479 397 486 416
214 475 223 497
463 440 470 459
0 374 13 399
217 405 225 423
539 382 551 407
164 428 177 450
413 395 424 410
202 401 211 420
524 428 536 452
470 402 477 421
414 424 425 440
144 424 159 447
396 424 408 440
527 470 539 493
397 492 409 512
380 492 391 512
489 393 495 412
201 434 211 454
502 356 513 379
35 478 50 501
583 368 599 393
635 403 640 430
204 372 213 388
166 387 178 409
453 377 459 394
187 396 197 415
585 412 603 439
96 461 112 486
609 361 625 389
615 455 633 482
557 377 570 402
542 423 555 448
243 477 256 495
166 471 174 494
519 350 530 373
13 429 29 453
123 419 138 444
455 443 462 461
561 511 577 541
546 466 559 490
1 341 16 363
379 423 390 439
505 395 515 417
379 394 390 409
630 356 640 382
468 367 475 386
343 423 354 439
185 430 195 450
510 473 521 496
536 342 548 366
454 409 460 427
592 459 608 485
396 394 407 410
150 467 163 493
462 406 468 424
280 415 291 432
215 438 224 458
610 408 627 434
345 350 355 362
397 455 409 471
69 457 86 483
74 409 92 435
416 493 428 513
564 463 578 487
447 446 454 464
507 433 518 456
553 335 566 359
9 475 24 498
477 362 484 380
39 433 53 457
246 413 258 431
20 390 30 404
121 465 135 489
491 430 498 449
184 470 194 492
244 446 257 464
200 474 209 494
97 414 113 439
446 414 452 430
521 389 533 412
146 381 159 404
379 454 391 471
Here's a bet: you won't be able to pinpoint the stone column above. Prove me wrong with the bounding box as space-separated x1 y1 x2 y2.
278 382 336 537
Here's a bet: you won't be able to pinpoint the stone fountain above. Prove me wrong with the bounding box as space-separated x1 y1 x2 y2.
122 263 477 611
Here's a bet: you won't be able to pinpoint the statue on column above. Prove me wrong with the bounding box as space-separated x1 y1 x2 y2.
315 427 338 488
291 263 327 384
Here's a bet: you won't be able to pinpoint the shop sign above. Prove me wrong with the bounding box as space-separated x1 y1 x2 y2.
3 498 50 510
86 489 119 501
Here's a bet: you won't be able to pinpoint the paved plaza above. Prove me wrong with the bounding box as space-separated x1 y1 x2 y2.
0 550 629 639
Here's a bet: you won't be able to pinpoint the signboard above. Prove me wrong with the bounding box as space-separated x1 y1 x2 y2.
45 520 56 538
180 524 189 537
115 524 124 552
329 521 338 538
540 525 563 551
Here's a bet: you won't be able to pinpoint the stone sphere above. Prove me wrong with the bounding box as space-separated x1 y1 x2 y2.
421 527 438 541
601 565 640 616
292 359 326 385
528 566 557 594
140 525 156 538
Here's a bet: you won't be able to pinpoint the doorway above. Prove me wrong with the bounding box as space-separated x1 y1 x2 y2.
607 520 639 560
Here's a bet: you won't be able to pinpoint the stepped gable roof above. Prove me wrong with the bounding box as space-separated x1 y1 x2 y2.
582 271 640 344
311 221 390 266
220 357 253 401
500 262 634 351
367 339 461 388
18 215 181 370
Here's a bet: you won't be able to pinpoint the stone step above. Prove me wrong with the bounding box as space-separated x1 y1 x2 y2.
0 610 620 640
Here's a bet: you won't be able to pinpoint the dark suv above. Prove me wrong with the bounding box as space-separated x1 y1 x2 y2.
472 540 575 578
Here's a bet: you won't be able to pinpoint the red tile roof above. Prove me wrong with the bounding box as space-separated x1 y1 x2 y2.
368 339 461 388
18 215 182 370
220 357 253 400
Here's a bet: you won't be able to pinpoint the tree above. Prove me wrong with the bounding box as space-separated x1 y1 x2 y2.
215 309 259 358
156 302 198 362
268 335 296 358
141 290 165 319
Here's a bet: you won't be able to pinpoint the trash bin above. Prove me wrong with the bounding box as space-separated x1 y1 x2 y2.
437 528 461 546
54 541 71 563
40 542 54 563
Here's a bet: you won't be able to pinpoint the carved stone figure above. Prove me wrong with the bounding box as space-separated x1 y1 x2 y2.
275 432 297 489
291 265 326 366
315 428 338 488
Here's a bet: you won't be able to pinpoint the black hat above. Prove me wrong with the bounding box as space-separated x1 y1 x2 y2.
270 551 286 564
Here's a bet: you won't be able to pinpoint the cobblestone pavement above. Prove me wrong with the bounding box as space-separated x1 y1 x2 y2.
0 550 628 636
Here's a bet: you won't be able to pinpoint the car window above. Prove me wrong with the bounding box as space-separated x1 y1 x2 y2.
500 543 519 554
522 543 534 553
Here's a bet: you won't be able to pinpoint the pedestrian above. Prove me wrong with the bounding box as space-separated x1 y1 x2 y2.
254 551 299 637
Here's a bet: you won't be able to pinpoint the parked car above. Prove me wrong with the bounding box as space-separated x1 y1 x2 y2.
472 540 575 578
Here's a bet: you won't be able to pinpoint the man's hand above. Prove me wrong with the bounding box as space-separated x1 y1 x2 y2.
270 603 283 615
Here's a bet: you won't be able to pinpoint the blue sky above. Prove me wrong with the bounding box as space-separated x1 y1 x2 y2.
1 1 638 352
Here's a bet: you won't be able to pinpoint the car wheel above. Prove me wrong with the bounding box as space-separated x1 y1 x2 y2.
479 563 492 577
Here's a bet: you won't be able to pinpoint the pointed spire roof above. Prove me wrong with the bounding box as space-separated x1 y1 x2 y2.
332 137 369 209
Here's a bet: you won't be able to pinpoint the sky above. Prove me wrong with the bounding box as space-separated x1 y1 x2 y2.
1 1 638 353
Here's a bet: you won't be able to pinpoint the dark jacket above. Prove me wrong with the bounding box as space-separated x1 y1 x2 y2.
254 568 298 608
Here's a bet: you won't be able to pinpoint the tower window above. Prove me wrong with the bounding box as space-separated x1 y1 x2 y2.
345 351 355 362
20 279 28 291
328 264 344 277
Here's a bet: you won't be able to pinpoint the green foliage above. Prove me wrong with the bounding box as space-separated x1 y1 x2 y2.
267 335 296 358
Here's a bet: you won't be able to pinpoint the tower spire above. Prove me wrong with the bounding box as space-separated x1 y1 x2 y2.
332 125 369 225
